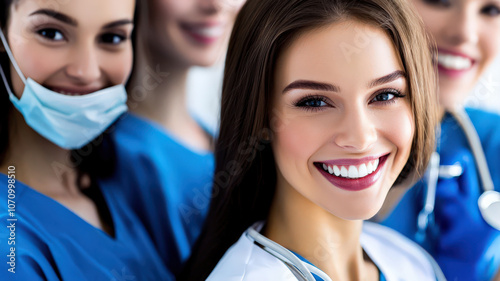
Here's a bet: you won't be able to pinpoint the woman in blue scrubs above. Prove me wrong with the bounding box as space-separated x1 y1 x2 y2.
0 0 172 280
381 1 500 280
180 0 442 280
107 0 243 275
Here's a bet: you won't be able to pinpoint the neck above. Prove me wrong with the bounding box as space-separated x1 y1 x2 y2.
264 179 378 281
127 32 191 128
126 33 212 152
0 110 81 196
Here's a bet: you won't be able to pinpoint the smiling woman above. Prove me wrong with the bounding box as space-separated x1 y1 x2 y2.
179 0 440 280
0 0 173 280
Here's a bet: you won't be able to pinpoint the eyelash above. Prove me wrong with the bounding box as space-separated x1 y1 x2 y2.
35 28 128 45
293 89 406 112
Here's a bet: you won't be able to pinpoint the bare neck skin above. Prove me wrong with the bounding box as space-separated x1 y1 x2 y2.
127 33 212 152
0 110 110 234
265 179 379 281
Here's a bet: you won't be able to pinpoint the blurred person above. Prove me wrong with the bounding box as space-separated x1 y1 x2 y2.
107 0 244 275
380 0 500 280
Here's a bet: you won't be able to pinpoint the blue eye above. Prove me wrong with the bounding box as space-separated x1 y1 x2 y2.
100 33 126 45
372 92 394 102
294 95 331 111
37 28 64 41
481 5 500 17
370 89 405 105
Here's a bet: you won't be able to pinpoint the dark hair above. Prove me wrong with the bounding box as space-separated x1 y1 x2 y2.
0 0 136 185
179 0 437 279
0 0 14 163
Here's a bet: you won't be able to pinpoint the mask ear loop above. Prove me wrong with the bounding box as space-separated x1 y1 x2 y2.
0 28 27 85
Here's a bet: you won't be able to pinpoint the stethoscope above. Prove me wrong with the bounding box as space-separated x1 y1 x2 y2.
417 107 500 243
246 224 447 281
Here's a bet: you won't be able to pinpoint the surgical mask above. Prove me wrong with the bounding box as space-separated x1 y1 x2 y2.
0 29 127 149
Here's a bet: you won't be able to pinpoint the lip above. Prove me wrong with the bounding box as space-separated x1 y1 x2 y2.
45 85 102 96
314 153 389 192
438 48 475 60
436 48 476 78
180 21 226 45
320 154 384 166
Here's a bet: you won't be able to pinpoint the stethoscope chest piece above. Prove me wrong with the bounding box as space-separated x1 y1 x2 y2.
478 190 500 231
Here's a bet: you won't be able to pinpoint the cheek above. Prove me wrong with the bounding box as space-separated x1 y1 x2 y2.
380 104 414 166
479 29 500 69
271 111 328 179
8 43 63 97
101 49 134 85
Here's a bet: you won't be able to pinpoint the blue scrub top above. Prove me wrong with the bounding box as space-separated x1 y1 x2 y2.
108 113 215 275
0 173 173 280
382 108 500 281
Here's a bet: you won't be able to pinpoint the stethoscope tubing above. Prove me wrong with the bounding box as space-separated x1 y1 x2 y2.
247 225 446 281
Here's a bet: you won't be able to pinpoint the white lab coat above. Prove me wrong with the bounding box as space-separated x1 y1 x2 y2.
207 221 437 281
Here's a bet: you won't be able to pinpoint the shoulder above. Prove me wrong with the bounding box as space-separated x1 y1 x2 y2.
207 228 298 281
361 222 436 280
465 108 500 138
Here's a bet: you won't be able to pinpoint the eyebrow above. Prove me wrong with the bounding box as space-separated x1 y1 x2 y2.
103 19 134 29
282 80 339 94
30 9 133 29
282 70 406 94
30 9 77 26
368 70 406 88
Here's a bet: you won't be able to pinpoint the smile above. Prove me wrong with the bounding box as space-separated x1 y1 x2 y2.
46 86 101 96
437 53 472 71
181 22 225 45
321 158 379 179
314 154 389 191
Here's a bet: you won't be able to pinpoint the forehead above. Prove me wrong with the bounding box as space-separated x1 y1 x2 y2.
12 0 135 26
274 20 404 91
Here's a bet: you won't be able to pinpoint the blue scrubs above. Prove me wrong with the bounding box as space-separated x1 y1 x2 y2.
0 173 173 280
382 108 500 281
108 113 215 275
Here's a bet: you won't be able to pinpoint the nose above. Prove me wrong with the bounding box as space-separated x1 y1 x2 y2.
333 106 377 152
442 6 478 46
199 0 222 14
65 44 101 84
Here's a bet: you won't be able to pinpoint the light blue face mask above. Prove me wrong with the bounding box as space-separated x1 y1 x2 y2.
0 29 127 150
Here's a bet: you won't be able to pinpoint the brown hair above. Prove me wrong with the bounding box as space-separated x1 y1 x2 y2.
179 0 437 279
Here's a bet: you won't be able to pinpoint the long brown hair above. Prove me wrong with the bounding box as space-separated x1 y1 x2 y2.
180 0 437 279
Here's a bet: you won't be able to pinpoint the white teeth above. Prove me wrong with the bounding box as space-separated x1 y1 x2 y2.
190 26 225 38
328 165 334 174
321 158 382 179
367 162 373 174
348 166 358 178
333 165 340 176
340 166 348 177
358 164 368 178
437 54 472 70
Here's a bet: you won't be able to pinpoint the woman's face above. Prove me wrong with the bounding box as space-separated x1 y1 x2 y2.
271 21 414 220
412 0 500 108
148 0 243 67
5 0 135 98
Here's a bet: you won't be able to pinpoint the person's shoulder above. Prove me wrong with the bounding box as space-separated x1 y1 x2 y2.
466 107 500 132
207 230 297 281
362 222 436 280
